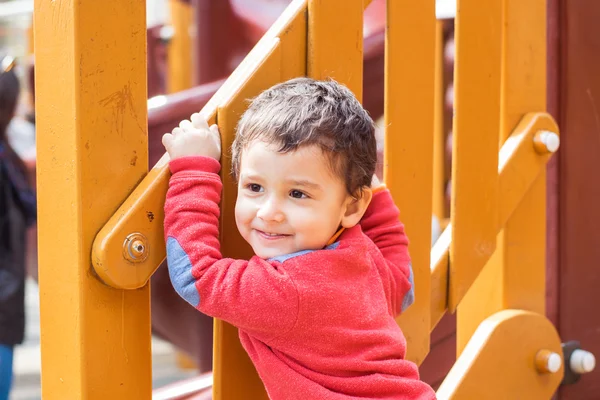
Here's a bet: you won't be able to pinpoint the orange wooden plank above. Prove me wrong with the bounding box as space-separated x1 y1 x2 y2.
456 0 549 354
449 0 502 311
34 0 151 397
384 0 436 365
308 0 363 100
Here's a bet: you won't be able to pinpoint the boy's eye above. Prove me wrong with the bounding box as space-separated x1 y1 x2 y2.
247 183 263 192
289 190 307 199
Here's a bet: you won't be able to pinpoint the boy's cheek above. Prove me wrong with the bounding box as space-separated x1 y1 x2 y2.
234 199 252 233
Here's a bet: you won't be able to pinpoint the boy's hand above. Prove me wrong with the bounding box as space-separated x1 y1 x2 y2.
162 113 221 161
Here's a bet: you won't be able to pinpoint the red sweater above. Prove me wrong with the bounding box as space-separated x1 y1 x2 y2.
164 156 436 400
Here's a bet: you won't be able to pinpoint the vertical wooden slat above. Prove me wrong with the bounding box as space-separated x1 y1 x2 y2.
432 21 446 224
457 0 547 354
384 0 436 365
34 0 151 398
212 3 307 398
213 38 281 400
307 0 363 100
449 0 502 311
168 0 194 92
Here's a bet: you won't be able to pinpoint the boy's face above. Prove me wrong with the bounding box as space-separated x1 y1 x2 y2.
235 141 353 259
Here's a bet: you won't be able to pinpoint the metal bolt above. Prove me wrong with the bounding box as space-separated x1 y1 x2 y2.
159 25 175 42
131 240 145 257
533 130 560 154
123 233 149 263
570 349 596 374
535 350 562 374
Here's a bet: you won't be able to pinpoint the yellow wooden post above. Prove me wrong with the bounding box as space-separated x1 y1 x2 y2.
213 39 283 400
432 21 446 223
457 0 549 354
449 0 502 311
307 0 363 101
27 15 34 55
211 3 307 399
168 0 194 93
34 0 151 398
384 0 435 365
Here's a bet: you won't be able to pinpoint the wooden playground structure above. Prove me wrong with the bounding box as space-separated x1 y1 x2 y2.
31 0 598 399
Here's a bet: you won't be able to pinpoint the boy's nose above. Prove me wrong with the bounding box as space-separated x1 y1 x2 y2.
257 199 285 223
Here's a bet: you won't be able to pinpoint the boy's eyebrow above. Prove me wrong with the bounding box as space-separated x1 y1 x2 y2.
239 173 263 181
240 173 322 190
286 179 322 190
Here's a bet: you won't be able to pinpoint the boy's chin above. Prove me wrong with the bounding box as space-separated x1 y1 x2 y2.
254 248 285 260
252 245 297 260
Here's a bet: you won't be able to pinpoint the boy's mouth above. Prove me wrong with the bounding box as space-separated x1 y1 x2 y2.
255 230 291 240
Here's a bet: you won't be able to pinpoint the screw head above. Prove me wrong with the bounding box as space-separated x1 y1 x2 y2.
534 130 560 154
546 352 562 373
131 240 145 257
123 233 149 263
570 349 596 374
535 350 562 374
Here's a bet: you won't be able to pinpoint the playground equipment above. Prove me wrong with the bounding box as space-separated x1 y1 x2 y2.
33 0 593 398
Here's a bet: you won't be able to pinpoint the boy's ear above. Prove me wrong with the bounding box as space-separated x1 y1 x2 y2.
340 188 373 228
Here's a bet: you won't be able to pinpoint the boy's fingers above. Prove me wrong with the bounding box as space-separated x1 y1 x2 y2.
162 133 173 148
191 113 210 130
172 127 182 136
209 124 220 137
211 129 222 153
179 119 193 130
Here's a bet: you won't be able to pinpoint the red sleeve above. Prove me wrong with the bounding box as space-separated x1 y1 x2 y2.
164 156 299 339
360 188 414 316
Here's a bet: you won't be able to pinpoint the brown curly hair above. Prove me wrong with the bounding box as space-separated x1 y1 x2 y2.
231 78 376 197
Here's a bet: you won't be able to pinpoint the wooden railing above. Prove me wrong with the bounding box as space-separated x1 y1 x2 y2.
36 0 561 399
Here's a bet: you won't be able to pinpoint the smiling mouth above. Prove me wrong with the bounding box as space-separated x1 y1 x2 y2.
255 230 292 240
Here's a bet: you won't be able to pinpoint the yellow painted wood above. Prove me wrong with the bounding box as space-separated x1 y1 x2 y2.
432 21 446 222
34 0 151 398
430 113 558 333
27 15 34 54
496 114 557 225
430 228 450 330
212 38 283 400
212 5 307 395
92 0 306 394
91 0 307 290
308 0 363 101
437 310 563 399
449 0 502 311
384 0 435 365
457 0 549 354
167 0 194 93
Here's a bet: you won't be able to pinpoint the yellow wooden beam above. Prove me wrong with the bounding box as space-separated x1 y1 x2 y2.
34 0 151 398
167 0 194 93
213 5 307 397
437 310 563 399
432 21 446 222
449 0 502 311
308 0 363 101
431 229 450 330
456 0 548 354
430 112 558 331
213 38 284 400
91 0 307 290
89 0 306 397
384 0 436 365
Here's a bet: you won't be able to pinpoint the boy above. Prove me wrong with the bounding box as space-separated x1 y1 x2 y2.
162 78 436 399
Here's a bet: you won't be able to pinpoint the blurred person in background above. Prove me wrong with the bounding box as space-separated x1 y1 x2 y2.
0 55 36 400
